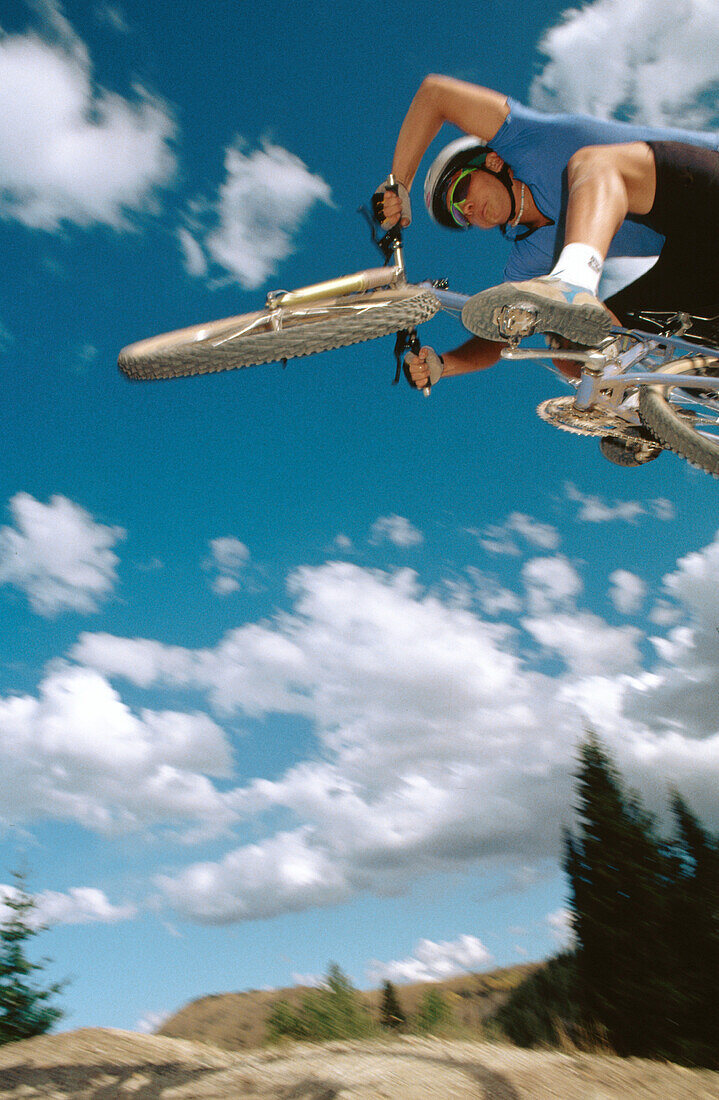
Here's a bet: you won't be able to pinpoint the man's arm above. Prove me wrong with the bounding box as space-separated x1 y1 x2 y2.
406 336 506 389
391 75 510 190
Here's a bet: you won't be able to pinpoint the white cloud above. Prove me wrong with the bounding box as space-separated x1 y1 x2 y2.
0 493 125 616
563 483 675 525
367 935 493 985
0 663 236 836
75 562 583 921
531 0 719 130
370 515 424 548
157 828 350 924
524 611 642 676
649 599 681 626
135 1010 170 1034
651 499 676 521
522 555 583 615
475 526 521 556
0 6 175 230
465 568 522 617
609 569 646 615
203 536 250 596
0 884 136 927
180 140 331 288
53 533 719 926
506 513 560 550
619 532 719 748
471 513 560 556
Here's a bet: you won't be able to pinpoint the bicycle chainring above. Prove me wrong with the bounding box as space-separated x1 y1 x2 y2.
536 396 642 440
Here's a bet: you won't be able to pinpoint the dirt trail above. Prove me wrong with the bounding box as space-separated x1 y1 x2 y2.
0 1029 718 1099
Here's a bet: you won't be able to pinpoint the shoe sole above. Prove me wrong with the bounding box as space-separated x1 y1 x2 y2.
462 285 611 345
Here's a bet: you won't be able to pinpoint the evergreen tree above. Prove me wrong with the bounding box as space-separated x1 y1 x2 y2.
565 734 668 1056
379 980 406 1030
493 953 579 1048
662 793 719 1066
0 871 65 1045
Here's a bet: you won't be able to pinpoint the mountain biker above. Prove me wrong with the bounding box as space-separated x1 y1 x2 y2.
373 75 719 390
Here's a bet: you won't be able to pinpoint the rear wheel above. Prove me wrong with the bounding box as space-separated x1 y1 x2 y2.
119 286 440 380
638 358 719 477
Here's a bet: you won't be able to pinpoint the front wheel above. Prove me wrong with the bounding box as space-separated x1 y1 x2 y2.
638 357 719 477
119 285 440 380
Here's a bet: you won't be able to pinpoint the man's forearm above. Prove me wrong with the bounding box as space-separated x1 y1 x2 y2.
391 75 510 188
441 335 506 377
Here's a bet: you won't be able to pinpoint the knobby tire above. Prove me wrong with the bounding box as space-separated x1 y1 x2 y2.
119 287 440 381
638 358 719 477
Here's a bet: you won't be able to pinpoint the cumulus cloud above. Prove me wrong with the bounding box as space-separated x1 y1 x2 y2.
465 568 522 617
0 883 136 927
0 663 236 836
54 530 719 925
609 569 646 615
0 493 125 616
530 0 719 129
74 562 587 921
619 532 719 750
522 555 582 615
179 140 331 288
370 515 424 548
524 611 643 676
0 3 175 230
367 935 493 985
564 483 674 524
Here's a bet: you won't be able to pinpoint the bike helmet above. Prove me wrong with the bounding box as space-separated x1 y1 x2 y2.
424 135 517 231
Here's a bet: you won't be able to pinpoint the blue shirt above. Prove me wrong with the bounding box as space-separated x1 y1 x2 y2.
490 99 719 296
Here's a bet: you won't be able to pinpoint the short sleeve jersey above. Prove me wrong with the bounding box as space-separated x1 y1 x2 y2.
490 99 719 294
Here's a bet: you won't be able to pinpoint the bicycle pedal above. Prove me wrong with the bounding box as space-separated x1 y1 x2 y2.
492 304 538 339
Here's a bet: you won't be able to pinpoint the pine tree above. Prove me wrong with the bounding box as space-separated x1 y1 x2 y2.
379 980 406 1030
564 734 668 1056
663 793 719 1066
0 871 65 1045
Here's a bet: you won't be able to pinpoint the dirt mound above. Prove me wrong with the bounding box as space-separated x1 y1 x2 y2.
1 1030 719 1099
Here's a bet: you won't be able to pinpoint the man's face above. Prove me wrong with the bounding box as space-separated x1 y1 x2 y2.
461 168 512 230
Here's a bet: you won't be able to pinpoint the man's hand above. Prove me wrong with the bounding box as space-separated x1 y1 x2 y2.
372 177 411 229
403 346 444 390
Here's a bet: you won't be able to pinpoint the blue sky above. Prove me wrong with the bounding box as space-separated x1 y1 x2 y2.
1 0 718 1034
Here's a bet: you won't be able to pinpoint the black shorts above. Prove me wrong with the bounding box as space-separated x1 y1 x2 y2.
605 141 719 323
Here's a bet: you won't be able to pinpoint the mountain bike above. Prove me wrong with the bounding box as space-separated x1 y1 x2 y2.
118 180 719 477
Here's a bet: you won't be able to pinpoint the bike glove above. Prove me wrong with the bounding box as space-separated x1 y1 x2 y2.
403 348 444 389
372 178 411 229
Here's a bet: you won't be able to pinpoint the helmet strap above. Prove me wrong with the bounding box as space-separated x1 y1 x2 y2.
476 162 516 224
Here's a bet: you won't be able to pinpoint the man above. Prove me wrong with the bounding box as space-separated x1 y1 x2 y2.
374 75 719 390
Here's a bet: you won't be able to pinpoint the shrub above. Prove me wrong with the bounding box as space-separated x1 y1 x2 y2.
266 964 376 1043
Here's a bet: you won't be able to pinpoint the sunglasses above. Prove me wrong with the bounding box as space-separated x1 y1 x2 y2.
446 168 474 228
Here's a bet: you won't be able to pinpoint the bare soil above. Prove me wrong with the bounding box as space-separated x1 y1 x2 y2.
1 1028 718 1099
